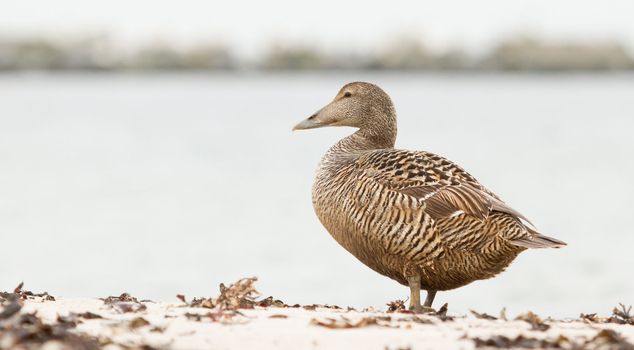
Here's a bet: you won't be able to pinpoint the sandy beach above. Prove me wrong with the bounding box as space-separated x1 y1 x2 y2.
2 279 633 350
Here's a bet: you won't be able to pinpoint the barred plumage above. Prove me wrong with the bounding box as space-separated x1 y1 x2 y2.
294 82 566 311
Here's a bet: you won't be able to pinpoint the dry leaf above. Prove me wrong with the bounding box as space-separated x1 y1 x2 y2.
470 310 497 320
515 311 550 331
387 299 406 313
129 317 151 329
311 316 379 329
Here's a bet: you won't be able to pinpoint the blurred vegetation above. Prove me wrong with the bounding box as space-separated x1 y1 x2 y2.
0 34 632 72
483 36 634 71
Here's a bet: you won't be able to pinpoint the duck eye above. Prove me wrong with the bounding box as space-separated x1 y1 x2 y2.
343 92 352 98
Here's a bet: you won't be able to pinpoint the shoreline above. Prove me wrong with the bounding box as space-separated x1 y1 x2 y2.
2 280 633 350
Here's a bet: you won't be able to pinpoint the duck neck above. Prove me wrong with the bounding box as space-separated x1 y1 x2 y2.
344 105 397 152
320 109 397 174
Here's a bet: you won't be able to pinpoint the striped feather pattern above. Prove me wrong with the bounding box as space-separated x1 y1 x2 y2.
303 81 565 294
313 145 564 291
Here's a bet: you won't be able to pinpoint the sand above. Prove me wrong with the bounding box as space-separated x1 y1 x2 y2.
2 295 632 350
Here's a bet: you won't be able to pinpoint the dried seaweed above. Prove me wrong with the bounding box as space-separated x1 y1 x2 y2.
435 303 454 321
310 316 381 329
190 297 215 308
1 282 56 303
407 316 434 324
470 310 498 320
586 329 634 350
215 277 260 310
268 314 288 319
102 292 140 304
0 311 100 350
474 329 634 350
256 296 286 307
580 312 600 322
176 294 187 303
387 299 406 313
473 334 571 349
0 300 22 320
102 293 147 313
75 311 104 320
184 310 247 324
499 307 508 321
305 303 345 312
515 311 550 331
129 317 151 329
184 277 273 311
609 303 634 325
579 303 634 325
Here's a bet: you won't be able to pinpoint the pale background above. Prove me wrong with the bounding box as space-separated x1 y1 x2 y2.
1 1 633 318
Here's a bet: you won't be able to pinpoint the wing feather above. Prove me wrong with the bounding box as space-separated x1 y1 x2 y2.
357 149 531 224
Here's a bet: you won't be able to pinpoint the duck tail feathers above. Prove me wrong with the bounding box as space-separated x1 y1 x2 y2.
512 228 567 249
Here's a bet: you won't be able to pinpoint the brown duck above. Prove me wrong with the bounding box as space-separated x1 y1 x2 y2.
293 82 566 312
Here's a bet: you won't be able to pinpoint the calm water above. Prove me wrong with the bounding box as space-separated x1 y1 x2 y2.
1 72 633 318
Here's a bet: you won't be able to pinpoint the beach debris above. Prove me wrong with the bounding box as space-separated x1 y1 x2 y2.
184 310 248 324
175 279 265 324
1 282 56 303
473 329 634 349
0 299 22 320
435 303 454 321
586 329 634 350
190 297 215 308
256 296 286 307
215 277 260 310
129 317 151 329
0 311 100 350
303 304 343 311
580 303 634 325
269 314 288 319
470 310 498 320
387 299 406 312
515 311 550 331
499 307 508 321
75 311 104 320
102 293 147 313
56 313 79 328
581 312 600 322
55 312 105 326
176 294 187 303
407 316 434 325
310 316 383 329
472 334 572 348
183 277 281 311
0 283 30 320
610 303 634 325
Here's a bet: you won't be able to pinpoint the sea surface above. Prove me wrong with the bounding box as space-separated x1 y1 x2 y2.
1 72 633 318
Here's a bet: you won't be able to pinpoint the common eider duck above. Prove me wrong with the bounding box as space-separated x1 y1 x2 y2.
293 82 566 312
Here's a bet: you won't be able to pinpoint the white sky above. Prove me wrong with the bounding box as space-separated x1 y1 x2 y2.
2 0 634 54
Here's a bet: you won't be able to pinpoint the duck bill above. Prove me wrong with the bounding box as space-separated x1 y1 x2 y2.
292 109 326 131
292 118 323 131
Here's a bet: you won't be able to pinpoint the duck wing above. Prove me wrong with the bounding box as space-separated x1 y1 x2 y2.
355 149 565 249
356 149 528 222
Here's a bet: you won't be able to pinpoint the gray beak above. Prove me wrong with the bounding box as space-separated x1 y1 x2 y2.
292 111 323 131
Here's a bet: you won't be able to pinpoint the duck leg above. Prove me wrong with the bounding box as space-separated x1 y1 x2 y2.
407 275 422 312
424 290 437 308
407 275 436 313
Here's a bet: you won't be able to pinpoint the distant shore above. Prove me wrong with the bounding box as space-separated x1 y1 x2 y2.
1 34 633 72
2 279 633 350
